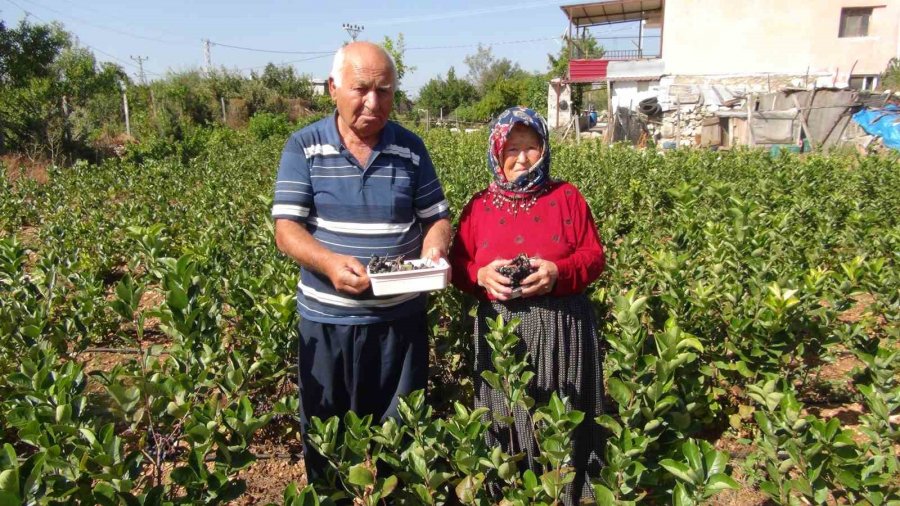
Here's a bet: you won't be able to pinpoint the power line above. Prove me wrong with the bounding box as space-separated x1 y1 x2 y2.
359 0 561 26
11 0 190 45
3 0 157 76
131 55 149 84
207 40 333 55
406 36 562 51
234 54 332 73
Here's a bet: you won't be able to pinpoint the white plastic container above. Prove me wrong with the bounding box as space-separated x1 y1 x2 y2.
368 258 450 296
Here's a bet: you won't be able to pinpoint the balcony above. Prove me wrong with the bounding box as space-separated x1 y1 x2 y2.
561 0 664 83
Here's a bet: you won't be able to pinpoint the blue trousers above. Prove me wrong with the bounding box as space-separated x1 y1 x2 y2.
297 313 428 481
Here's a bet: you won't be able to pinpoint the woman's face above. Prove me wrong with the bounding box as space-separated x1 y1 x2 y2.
501 124 543 183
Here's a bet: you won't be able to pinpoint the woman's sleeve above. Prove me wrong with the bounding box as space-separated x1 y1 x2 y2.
552 187 605 296
449 199 484 296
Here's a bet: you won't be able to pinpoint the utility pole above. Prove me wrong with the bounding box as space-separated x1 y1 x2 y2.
203 39 212 75
342 24 364 42
119 82 131 137
130 55 149 85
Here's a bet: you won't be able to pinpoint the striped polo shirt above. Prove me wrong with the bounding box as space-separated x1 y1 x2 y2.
272 114 450 324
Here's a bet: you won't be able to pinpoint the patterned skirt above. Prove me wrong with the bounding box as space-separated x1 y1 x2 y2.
474 293 605 505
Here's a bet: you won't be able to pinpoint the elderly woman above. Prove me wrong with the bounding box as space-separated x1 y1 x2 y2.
449 107 606 504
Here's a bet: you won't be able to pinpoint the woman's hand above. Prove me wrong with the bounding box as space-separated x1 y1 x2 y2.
519 258 558 298
477 259 514 300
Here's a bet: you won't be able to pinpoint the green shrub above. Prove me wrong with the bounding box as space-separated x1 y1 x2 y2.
248 112 294 141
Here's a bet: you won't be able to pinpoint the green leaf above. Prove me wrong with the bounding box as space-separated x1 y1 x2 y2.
347 464 375 487
593 484 616 506
706 474 739 491
660 459 697 485
380 475 398 497
682 440 702 472
0 470 17 495
595 415 622 437
0 491 22 506
607 377 633 407
673 482 693 506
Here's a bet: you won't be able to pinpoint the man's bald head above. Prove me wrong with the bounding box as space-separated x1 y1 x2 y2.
330 41 398 89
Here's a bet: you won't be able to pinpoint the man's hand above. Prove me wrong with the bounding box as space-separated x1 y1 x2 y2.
477 259 514 300
325 254 370 295
519 258 558 298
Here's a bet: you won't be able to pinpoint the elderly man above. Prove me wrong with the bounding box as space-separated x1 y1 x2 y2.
272 41 451 480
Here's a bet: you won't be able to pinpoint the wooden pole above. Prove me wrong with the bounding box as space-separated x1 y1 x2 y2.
675 95 680 147
605 80 613 144
746 93 753 146
792 90 817 150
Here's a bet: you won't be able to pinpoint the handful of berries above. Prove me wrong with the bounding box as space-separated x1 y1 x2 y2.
368 255 431 273
495 253 537 289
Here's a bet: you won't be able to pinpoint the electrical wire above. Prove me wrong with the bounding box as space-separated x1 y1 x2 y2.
2 0 158 76
11 0 192 45
208 40 333 56
233 53 332 73
406 36 561 51
357 0 562 26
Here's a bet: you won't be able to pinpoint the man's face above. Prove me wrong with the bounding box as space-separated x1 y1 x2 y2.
330 52 395 140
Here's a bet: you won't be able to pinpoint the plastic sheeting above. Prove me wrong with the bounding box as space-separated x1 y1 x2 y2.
852 106 900 150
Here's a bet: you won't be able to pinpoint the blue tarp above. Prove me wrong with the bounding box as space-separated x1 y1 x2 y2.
852 105 900 150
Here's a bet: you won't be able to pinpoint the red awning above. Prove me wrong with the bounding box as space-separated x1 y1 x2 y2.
568 59 609 83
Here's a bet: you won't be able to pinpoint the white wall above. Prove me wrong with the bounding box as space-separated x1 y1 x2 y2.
611 80 660 111
662 0 900 78
547 81 573 129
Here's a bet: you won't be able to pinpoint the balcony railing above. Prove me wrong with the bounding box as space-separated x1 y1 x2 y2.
602 49 661 60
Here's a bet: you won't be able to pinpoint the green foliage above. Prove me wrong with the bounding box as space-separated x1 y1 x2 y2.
416 67 479 117
248 112 295 141
380 33 414 86
547 32 604 113
1 126 898 503
880 57 900 91
0 19 125 161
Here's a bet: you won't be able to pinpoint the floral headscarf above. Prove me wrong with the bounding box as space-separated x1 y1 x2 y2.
488 106 552 198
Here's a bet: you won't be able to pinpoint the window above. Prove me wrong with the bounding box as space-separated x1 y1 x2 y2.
839 7 872 37
849 75 879 91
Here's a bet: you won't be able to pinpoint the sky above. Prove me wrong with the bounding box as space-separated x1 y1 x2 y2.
0 0 656 97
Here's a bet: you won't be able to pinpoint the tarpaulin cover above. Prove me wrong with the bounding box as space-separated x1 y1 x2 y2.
852 105 900 150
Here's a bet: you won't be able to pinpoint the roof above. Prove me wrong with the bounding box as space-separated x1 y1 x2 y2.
560 0 664 27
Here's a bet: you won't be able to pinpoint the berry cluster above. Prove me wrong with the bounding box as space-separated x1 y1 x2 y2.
495 253 537 288
368 255 429 274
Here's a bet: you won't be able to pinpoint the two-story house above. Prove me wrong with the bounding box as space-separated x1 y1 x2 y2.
549 0 900 147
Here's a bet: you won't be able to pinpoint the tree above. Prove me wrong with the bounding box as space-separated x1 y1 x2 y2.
381 33 415 109
545 32 604 113
463 44 524 94
416 67 478 116
0 19 124 160
881 57 900 91
256 63 313 99
547 32 604 79
0 19 69 86
381 33 415 85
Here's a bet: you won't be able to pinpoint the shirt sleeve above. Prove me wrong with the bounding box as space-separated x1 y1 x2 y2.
552 186 605 296
449 198 485 297
272 134 313 223
412 139 451 225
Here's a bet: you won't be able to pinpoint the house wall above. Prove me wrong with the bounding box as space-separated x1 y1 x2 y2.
610 80 661 111
662 0 900 81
